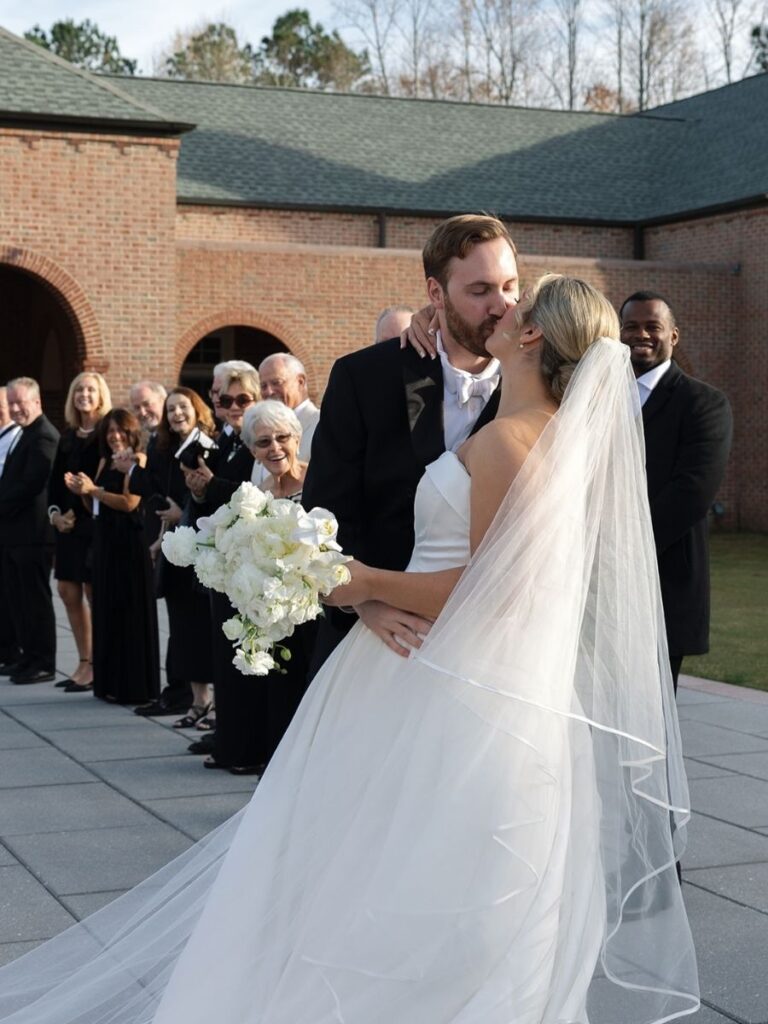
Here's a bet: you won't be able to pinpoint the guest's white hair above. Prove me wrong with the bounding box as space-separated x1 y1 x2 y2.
258 353 306 378
129 380 167 401
213 359 256 379
241 400 303 449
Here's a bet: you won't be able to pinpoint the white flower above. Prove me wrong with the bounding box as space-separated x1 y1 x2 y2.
194 548 227 592
232 648 276 676
222 616 247 643
196 503 236 536
291 508 340 547
161 526 198 566
230 482 270 520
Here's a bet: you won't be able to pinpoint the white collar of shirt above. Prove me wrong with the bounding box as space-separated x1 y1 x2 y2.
436 331 500 451
174 427 216 461
293 398 310 416
221 423 234 436
436 332 500 399
636 360 671 407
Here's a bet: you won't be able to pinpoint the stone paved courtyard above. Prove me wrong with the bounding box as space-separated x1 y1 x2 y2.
1 595 767 1022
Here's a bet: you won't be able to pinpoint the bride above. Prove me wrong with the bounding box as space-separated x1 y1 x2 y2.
0 275 698 1023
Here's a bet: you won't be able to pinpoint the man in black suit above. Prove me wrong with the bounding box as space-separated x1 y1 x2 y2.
0 377 60 684
303 214 519 672
619 292 733 691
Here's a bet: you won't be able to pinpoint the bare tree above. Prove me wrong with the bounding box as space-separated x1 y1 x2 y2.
551 0 585 109
708 0 758 79
471 0 541 105
394 0 434 96
334 0 399 93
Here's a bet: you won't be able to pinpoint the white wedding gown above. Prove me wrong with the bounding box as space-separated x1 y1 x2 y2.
0 342 698 1024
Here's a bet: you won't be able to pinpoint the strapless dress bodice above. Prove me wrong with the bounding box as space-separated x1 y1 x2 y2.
406 451 471 573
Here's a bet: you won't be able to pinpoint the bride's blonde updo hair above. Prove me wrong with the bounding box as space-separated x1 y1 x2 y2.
518 274 620 402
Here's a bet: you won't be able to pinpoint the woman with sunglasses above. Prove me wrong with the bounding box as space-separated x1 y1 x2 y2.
184 368 263 775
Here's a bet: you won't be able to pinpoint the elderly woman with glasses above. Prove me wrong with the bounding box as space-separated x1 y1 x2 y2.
182 369 267 775
241 399 307 500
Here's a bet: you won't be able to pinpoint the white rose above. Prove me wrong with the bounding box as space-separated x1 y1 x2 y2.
161 526 198 566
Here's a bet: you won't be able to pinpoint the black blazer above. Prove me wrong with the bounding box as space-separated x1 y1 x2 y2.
303 338 499 579
643 363 733 657
0 414 60 546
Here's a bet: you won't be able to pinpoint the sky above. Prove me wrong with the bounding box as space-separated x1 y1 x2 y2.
0 0 337 74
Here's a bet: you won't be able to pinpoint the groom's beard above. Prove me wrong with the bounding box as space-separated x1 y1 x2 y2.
444 296 500 358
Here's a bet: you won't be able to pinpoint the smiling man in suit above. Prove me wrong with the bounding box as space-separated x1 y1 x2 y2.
0 377 60 684
303 214 519 671
619 292 733 691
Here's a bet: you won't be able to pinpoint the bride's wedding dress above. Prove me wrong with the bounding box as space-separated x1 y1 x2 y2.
0 341 698 1024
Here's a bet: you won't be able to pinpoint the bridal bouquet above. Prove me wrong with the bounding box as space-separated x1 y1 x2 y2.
161 483 351 675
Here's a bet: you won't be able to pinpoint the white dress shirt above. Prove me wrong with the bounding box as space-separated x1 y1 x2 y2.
436 332 501 451
0 422 21 477
636 360 672 408
294 399 320 462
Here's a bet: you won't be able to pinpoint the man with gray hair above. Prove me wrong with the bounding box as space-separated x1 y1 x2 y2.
374 306 414 344
130 381 167 434
258 353 319 462
0 377 59 683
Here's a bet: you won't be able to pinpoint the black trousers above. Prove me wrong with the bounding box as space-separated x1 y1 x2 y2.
2 545 55 672
0 548 19 662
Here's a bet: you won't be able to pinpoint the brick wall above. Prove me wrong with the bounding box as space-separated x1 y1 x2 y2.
0 126 180 402
176 205 635 260
646 209 767 531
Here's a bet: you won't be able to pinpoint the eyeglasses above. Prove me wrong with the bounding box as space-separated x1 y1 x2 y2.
218 393 253 410
252 432 295 449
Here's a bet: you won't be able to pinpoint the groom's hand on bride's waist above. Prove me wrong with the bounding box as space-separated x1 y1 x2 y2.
355 601 432 658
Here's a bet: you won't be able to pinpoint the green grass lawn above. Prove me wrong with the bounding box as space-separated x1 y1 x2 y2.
683 532 768 690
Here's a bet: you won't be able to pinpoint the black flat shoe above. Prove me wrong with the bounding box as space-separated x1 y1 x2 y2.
188 734 216 755
63 681 93 693
13 669 56 685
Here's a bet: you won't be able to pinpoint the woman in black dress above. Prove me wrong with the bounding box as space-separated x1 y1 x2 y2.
240 400 317 769
66 410 160 705
183 368 261 774
48 372 111 692
150 388 216 729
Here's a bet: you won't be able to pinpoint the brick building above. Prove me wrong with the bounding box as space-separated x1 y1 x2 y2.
1 27 766 528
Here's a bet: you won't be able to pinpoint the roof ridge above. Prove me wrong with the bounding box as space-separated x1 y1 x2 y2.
0 25 174 124
112 72 625 119
647 71 768 113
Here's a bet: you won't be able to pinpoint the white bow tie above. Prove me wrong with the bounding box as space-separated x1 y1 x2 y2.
456 375 499 408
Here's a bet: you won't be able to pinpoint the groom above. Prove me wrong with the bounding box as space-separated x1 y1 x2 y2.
303 214 519 672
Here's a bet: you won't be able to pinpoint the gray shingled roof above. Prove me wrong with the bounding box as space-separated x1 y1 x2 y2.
636 76 768 220
0 27 188 132
114 73 768 222
116 76 677 221
2 24 765 222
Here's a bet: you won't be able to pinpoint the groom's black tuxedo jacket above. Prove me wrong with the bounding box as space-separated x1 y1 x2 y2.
303 339 499 648
642 362 732 658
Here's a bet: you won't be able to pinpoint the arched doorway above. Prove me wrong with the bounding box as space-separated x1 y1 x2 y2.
179 325 289 401
0 266 81 427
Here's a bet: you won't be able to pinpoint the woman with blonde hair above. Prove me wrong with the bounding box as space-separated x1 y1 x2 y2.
47 371 111 691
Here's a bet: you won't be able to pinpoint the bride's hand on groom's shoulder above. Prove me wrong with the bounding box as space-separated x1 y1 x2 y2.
356 601 432 659
400 305 438 359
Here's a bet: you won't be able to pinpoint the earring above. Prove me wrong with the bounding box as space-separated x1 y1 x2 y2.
519 343 525 349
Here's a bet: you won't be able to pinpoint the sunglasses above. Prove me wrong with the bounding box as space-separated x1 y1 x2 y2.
218 393 253 410
252 433 295 450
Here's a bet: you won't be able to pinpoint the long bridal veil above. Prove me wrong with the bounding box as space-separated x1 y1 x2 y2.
0 338 697 1024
